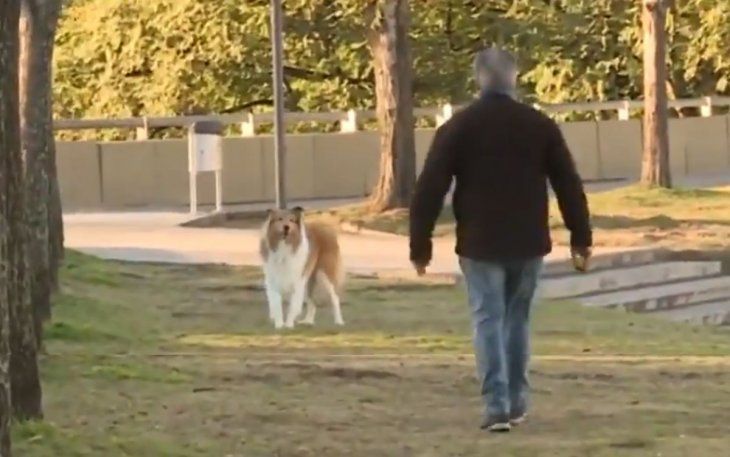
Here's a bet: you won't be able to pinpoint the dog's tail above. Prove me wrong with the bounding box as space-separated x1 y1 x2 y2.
307 222 346 296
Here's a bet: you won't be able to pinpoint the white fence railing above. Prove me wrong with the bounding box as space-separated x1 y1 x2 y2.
53 96 730 140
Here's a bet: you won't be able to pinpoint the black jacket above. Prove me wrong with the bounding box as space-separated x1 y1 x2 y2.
409 93 592 263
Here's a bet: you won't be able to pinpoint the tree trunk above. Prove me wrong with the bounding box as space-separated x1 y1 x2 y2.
1 0 23 451
367 0 416 213
7 150 43 422
19 0 62 342
640 0 671 188
5 0 43 422
48 168 64 292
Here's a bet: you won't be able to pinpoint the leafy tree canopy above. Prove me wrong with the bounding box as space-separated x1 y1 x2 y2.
54 0 729 121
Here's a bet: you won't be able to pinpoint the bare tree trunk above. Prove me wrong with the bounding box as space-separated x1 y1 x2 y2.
20 0 62 343
367 0 416 213
4 0 43 422
7 157 43 422
48 169 64 292
47 61 63 293
640 0 671 188
1 0 23 451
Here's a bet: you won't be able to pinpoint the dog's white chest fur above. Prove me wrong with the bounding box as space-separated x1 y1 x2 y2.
263 237 310 296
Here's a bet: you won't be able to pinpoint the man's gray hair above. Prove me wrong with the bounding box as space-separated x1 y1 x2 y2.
473 48 518 94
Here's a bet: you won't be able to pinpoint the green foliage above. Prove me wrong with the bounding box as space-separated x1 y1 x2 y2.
84 361 189 383
54 0 729 133
55 0 273 119
45 319 122 342
669 0 730 94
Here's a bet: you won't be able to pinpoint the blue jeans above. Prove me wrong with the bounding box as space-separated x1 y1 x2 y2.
459 256 543 417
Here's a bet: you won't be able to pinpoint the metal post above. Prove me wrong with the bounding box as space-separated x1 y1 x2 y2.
271 0 287 209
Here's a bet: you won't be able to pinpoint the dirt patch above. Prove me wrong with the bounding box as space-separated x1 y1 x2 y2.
655 370 729 381
170 311 230 319
609 439 653 449
310 366 399 380
205 363 399 388
196 283 263 293
532 370 616 382
351 282 455 293
261 362 400 380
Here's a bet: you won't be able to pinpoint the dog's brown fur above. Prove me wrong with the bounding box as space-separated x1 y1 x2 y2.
303 222 344 294
260 208 345 327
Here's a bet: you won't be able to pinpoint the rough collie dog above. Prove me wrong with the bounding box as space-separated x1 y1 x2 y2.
260 207 345 329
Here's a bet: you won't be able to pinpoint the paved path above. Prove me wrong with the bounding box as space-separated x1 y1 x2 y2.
65 174 728 273
64 211 458 273
64 211 622 275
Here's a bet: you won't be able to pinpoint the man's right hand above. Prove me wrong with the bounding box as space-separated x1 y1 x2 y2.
571 246 592 272
412 260 428 277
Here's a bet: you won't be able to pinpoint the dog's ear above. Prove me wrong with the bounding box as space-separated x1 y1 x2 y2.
266 209 274 219
291 206 304 221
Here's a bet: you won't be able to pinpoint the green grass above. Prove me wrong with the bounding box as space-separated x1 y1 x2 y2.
309 204 451 236
83 361 190 383
311 185 730 251
582 185 730 226
12 251 730 456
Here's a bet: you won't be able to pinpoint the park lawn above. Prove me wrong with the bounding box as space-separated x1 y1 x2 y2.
311 185 730 251
12 251 730 457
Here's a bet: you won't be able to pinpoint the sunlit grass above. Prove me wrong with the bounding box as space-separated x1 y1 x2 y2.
12 250 730 456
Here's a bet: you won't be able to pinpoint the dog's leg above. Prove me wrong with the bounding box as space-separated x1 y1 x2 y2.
265 285 285 330
318 271 344 326
265 280 276 321
298 298 317 325
285 280 307 328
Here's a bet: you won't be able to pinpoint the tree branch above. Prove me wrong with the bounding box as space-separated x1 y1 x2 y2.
220 98 273 114
283 65 370 85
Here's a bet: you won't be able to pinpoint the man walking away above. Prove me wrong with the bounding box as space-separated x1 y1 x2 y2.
409 48 592 432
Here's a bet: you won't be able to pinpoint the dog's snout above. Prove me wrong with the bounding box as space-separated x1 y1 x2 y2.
283 225 291 235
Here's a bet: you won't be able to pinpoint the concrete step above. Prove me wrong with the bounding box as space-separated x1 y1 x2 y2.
578 276 730 312
651 300 730 326
540 261 722 299
543 248 666 277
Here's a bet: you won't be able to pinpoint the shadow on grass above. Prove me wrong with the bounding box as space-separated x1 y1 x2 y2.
590 214 730 230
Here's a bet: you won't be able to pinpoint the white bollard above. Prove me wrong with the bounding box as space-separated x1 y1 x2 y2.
136 116 150 140
700 97 712 117
340 109 358 133
240 112 256 136
436 103 453 127
617 101 631 121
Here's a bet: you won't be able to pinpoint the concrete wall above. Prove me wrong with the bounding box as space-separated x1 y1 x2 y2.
597 119 644 179
57 115 730 210
668 117 730 176
56 141 102 210
560 121 601 180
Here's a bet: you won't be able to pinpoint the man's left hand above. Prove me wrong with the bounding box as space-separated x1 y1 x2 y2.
412 261 428 276
571 246 592 272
